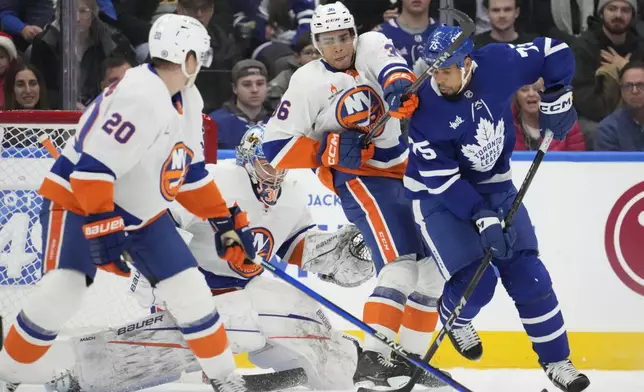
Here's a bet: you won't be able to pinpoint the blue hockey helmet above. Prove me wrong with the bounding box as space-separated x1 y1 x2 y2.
236 123 287 206
423 25 474 69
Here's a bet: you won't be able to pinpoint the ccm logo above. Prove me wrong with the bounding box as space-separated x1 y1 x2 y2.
83 217 125 239
540 92 573 114
326 133 340 165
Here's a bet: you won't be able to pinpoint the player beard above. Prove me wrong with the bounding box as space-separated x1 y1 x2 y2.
603 17 629 35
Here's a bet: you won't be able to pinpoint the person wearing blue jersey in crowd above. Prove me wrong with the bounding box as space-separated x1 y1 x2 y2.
405 25 591 392
374 0 437 73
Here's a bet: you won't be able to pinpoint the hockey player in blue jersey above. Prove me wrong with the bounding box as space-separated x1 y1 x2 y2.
405 25 591 392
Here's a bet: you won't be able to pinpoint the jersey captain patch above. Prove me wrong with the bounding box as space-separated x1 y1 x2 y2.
335 85 386 137
160 142 194 201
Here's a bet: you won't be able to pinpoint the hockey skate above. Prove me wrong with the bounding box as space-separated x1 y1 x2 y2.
210 372 248 392
390 352 451 388
0 381 19 392
446 322 483 361
541 359 590 392
353 349 414 389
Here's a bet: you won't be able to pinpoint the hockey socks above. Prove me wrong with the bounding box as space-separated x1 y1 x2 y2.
362 286 405 353
517 291 570 363
398 291 439 355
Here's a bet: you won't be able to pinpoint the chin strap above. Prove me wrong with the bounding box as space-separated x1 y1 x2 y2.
456 63 473 95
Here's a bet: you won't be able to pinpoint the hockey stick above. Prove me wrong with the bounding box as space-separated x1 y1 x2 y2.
371 130 556 392
363 8 475 146
243 368 307 391
257 260 473 392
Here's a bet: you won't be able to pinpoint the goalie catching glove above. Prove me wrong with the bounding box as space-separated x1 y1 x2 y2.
82 212 131 277
209 205 262 277
300 224 375 287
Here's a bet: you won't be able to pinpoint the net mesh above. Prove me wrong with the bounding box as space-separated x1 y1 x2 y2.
0 110 199 338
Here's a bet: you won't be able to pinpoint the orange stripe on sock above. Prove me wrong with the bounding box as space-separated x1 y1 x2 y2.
185 324 229 359
4 326 52 364
363 301 404 332
401 306 439 333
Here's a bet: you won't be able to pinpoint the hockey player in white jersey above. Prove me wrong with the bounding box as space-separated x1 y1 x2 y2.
0 14 258 392
263 2 448 389
43 125 375 392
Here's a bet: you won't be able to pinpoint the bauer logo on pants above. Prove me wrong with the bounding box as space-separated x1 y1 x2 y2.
605 182 644 296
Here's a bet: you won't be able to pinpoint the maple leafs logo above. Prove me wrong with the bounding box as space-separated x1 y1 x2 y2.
461 118 505 172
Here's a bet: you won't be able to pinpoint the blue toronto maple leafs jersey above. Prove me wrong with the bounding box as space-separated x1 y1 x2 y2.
374 18 438 67
404 38 575 221
232 0 315 44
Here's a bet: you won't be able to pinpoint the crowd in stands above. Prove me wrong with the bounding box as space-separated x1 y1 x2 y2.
0 0 643 153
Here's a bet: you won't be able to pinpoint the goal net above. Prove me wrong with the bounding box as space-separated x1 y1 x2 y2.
0 110 216 339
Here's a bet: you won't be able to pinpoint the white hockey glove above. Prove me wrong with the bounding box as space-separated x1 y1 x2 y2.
301 225 375 287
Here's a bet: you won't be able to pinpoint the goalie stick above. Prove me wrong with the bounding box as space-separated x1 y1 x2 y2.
362 7 475 146
360 130 556 392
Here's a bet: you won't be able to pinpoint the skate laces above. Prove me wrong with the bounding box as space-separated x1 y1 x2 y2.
376 354 396 368
213 373 247 392
452 323 481 351
546 360 581 385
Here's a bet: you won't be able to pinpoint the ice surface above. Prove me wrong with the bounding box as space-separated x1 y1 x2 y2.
12 370 644 391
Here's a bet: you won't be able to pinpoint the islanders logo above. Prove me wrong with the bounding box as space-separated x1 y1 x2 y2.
160 142 194 201
605 182 644 296
335 85 386 137
252 227 274 263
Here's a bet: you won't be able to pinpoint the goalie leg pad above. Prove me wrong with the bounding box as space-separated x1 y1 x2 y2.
2 269 87 370
155 267 235 380
362 255 418 354
245 277 357 390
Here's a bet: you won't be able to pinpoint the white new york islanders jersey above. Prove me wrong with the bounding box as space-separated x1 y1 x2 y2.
263 31 410 180
169 161 315 280
39 64 227 228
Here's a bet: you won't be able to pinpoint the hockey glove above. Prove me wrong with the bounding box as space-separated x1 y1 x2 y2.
472 210 517 260
539 85 577 141
383 71 419 119
317 131 375 169
82 213 131 277
209 206 262 278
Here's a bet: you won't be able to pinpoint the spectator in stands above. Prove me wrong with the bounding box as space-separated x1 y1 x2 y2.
210 59 270 150
572 0 644 148
111 0 160 63
0 32 18 108
515 0 595 44
0 0 54 52
595 61 644 150
29 0 136 109
0 62 64 148
176 0 241 71
3 62 47 110
99 54 132 90
265 33 319 111
473 0 536 47
373 0 437 71
513 78 586 151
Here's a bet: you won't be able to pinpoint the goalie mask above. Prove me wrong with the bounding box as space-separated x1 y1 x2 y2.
236 124 287 206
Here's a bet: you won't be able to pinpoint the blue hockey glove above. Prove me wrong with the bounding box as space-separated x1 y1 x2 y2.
317 131 375 169
82 212 130 277
539 85 577 141
472 210 517 260
383 72 419 119
209 206 262 278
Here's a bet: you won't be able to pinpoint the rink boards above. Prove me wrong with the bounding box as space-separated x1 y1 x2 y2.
1 151 643 371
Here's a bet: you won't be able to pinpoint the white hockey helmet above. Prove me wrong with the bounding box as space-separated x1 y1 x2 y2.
310 2 358 53
148 14 213 87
